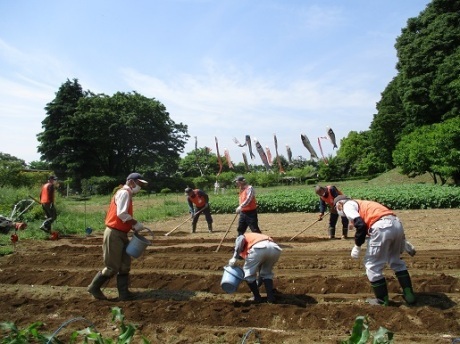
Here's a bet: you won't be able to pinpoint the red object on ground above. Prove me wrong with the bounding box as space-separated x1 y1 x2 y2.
10 234 18 243
50 231 59 240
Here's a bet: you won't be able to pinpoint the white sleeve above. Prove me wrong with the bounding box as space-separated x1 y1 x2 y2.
114 189 133 223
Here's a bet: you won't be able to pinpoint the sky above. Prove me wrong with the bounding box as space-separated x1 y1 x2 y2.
0 0 430 166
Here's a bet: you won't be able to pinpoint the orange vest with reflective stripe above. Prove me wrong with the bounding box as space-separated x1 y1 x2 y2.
189 190 207 207
239 186 257 212
240 233 273 259
356 200 395 229
105 189 133 232
40 182 54 204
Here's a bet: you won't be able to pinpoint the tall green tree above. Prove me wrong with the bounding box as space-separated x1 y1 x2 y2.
369 76 405 169
393 117 460 184
38 80 189 187
37 78 86 178
395 0 460 131
73 91 189 180
367 0 460 175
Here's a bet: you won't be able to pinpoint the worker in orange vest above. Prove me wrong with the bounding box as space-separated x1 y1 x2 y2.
39 175 58 233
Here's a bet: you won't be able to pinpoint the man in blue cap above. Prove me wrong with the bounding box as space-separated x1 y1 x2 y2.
88 172 148 301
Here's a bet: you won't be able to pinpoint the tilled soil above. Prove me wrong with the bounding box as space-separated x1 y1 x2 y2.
1 209 459 343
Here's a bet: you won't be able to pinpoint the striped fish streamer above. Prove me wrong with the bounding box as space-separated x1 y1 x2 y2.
265 146 273 166
233 135 256 159
317 137 329 165
254 138 271 171
301 133 319 160
242 151 250 171
274 134 285 174
215 137 223 176
224 148 234 169
286 144 293 164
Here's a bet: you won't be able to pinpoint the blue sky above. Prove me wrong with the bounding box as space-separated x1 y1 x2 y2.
0 0 430 166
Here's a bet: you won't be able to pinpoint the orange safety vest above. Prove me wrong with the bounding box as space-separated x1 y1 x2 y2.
40 182 54 204
240 232 273 259
356 200 395 229
239 186 257 212
320 185 342 207
105 189 133 232
188 190 207 207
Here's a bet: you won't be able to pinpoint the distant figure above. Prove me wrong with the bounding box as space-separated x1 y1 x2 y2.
214 180 220 194
228 232 282 303
39 175 58 233
234 175 261 235
314 185 350 239
185 187 213 233
334 195 416 306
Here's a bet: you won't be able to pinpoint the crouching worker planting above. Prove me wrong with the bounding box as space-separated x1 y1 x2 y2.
334 195 416 306
228 232 282 304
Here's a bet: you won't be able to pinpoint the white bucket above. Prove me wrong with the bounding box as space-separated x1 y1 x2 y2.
126 230 153 258
221 265 244 293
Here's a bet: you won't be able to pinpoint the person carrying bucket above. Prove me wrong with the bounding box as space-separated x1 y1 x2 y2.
88 172 148 301
228 232 282 304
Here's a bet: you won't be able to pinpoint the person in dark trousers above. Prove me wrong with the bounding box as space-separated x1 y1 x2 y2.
315 185 350 239
39 175 58 233
235 175 261 235
87 172 148 301
334 195 416 306
228 232 282 303
185 187 213 233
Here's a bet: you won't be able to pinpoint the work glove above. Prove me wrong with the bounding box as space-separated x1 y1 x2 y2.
351 245 360 259
228 257 237 266
133 222 144 232
318 213 324 221
235 206 242 214
405 241 416 257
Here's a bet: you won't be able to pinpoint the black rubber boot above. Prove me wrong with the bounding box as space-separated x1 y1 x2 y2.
87 271 110 300
263 279 275 303
370 278 389 306
328 226 335 239
192 223 197 233
342 226 348 239
208 223 213 233
396 270 416 305
247 280 262 303
117 274 135 301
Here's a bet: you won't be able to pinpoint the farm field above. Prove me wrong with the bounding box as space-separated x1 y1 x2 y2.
1 209 460 343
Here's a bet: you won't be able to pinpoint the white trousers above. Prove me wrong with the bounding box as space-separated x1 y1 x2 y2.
363 216 408 282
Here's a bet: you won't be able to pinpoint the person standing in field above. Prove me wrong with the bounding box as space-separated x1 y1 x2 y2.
315 185 350 239
87 172 148 301
39 175 58 233
234 175 261 235
185 187 213 233
334 195 416 306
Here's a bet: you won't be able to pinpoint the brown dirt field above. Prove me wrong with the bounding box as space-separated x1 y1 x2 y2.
1 209 460 343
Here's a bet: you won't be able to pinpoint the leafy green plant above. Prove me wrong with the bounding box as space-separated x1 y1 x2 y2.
341 316 393 344
0 307 150 344
0 321 54 343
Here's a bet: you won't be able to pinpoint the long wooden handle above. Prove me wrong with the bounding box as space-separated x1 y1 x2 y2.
288 212 329 241
215 213 238 252
164 207 206 236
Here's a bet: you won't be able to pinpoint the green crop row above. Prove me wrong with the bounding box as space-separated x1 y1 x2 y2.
209 184 460 213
